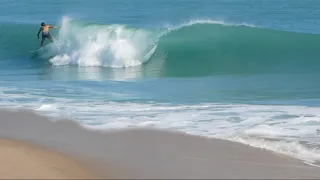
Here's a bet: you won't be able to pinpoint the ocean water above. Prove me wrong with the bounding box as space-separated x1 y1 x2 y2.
1 0 320 166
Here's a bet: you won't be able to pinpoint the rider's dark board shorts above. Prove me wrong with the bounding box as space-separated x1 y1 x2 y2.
42 32 51 39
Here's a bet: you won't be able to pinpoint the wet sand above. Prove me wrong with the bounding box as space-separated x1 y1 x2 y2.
0 108 320 179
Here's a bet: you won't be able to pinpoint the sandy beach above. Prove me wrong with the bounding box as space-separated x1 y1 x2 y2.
0 139 99 179
0 108 320 179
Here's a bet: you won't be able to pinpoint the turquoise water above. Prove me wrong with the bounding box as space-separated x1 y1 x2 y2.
1 0 320 165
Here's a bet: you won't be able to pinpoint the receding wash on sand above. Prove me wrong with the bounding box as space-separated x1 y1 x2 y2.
1 0 320 178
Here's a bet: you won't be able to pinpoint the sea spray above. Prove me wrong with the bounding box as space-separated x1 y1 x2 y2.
49 17 159 67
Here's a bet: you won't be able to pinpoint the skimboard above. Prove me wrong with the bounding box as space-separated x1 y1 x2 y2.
28 47 43 53
28 47 44 59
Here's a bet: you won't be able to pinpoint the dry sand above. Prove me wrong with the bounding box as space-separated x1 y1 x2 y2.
0 108 320 179
0 139 99 179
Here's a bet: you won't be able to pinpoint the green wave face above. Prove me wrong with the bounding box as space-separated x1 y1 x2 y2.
149 22 320 77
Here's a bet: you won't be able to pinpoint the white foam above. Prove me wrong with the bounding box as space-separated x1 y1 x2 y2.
242 124 314 138
36 104 57 111
47 16 158 68
226 136 320 165
160 18 257 37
